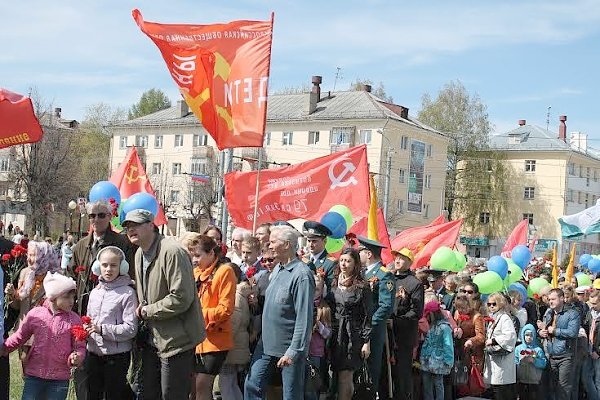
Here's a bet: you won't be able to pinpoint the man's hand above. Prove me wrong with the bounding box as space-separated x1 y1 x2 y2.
537 320 546 330
592 352 600 360
485 339 493 346
69 352 82 367
136 305 147 319
276 355 293 368
539 329 549 339
547 326 555 335
84 322 101 335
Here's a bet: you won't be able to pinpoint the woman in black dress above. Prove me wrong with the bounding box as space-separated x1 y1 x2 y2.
330 248 372 400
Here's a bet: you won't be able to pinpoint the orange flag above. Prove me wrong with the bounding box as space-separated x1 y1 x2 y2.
551 243 559 288
565 243 577 283
367 175 378 241
0 88 43 148
110 147 167 225
133 9 274 150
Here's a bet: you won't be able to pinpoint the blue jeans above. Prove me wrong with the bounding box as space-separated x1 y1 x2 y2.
583 356 600 400
244 346 306 400
304 356 322 400
22 375 69 400
421 371 444 400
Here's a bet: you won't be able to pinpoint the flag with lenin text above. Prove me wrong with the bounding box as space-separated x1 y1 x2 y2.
225 145 370 229
0 88 43 148
132 9 274 150
110 147 168 225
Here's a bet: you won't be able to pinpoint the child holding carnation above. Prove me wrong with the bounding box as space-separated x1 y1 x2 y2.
514 323 547 400
83 246 138 399
0 272 85 400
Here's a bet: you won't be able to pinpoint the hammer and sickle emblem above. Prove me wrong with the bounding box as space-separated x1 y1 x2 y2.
125 165 146 185
329 156 358 189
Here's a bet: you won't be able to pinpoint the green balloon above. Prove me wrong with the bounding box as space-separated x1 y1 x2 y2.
329 205 353 231
527 277 550 298
473 271 504 294
453 251 466 272
504 259 523 286
577 273 592 287
325 237 345 254
430 246 456 271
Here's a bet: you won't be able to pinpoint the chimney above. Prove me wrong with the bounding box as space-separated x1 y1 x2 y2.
518 119 526 126
559 115 567 142
400 106 409 119
54 107 62 118
307 75 322 115
177 100 189 118
362 84 372 93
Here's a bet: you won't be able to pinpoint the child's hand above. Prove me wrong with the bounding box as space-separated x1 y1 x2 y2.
69 352 82 367
4 283 14 296
592 352 599 360
361 342 371 359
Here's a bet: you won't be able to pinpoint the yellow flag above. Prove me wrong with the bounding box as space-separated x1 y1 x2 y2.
551 243 559 288
368 175 378 240
565 243 577 284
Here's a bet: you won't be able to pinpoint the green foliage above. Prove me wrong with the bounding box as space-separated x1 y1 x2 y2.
128 88 171 119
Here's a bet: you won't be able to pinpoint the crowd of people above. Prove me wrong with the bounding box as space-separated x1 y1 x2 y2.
0 200 598 400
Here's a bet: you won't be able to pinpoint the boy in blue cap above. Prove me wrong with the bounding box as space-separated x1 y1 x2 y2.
515 324 547 400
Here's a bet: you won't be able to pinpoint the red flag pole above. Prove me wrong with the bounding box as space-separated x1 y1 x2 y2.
252 147 264 234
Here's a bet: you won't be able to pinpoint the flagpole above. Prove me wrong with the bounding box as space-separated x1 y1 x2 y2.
221 148 233 240
252 147 263 234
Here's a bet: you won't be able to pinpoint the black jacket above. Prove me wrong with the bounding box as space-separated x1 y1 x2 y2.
393 270 424 323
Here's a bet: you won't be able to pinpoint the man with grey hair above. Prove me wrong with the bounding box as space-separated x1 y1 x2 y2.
245 225 315 399
227 227 252 265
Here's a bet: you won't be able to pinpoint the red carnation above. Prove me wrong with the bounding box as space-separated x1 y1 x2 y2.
81 316 92 325
70 325 89 341
75 265 86 274
458 314 471 321
90 273 98 283
520 350 527 355
483 317 495 324
246 266 258 279
1 254 11 262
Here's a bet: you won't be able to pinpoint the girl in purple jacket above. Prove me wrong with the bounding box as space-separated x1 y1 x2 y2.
83 246 138 400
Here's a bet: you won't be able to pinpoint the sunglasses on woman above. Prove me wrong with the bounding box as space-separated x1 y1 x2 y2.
487 302 497 307
460 289 474 294
261 257 275 264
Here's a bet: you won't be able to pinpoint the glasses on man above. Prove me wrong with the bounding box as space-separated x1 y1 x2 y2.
88 213 107 219
487 302 497 307
261 257 275 264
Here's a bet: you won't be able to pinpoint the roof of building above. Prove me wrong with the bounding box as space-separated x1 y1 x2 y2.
490 123 600 160
111 90 444 137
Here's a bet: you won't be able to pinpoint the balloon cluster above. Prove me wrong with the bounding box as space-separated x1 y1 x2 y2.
472 245 535 295
320 205 353 254
89 181 159 230
430 246 467 273
580 253 600 274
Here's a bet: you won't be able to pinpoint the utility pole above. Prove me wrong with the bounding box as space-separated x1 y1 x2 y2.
383 147 394 219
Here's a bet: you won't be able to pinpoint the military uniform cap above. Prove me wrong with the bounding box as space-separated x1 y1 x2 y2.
302 221 332 238
356 236 386 253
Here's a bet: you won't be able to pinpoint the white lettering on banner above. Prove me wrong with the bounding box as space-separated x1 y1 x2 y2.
265 175 312 190
151 30 270 42
224 77 269 107
245 199 308 221
329 156 358 189
171 54 196 87
280 186 319 197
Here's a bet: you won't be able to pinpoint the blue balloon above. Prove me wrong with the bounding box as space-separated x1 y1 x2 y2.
487 255 509 279
508 282 528 306
122 192 159 217
320 211 347 239
580 254 593 267
89 181 121 205
589 258 600 274
511 245 532 269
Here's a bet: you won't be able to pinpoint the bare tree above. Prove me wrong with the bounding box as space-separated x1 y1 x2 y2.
350 78 394 103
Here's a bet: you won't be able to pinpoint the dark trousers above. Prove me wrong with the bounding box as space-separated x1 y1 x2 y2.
518 383 539 400
391 321 418 400
491 384 514 400
74 364 89 400
550 355 574 400
141 346 194 400
0 355 9 400
85 352 133 400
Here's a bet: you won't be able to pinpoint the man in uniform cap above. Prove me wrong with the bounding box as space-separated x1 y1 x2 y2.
302 221 337 291
357 236 395 396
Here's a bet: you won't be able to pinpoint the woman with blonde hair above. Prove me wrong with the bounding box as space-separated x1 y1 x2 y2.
483 292 517 400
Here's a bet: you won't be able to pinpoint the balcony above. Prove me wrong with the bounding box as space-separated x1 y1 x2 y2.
330 143 353 154
192 146 214 158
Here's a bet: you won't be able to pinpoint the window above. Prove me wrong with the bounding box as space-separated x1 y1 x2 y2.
193 134 207 147
398 169 405 183
308 131 320 145
191 158 207 174
524 187 535 200
423 203 430 218
425 174 432 189
119 136 128 149
568 189 574 202
154 135 163 149
172 163 182 175
151 163 162 175
135 135 148 148
480 212 490 224
397 199 404 213
330 127 353 144
174 135 183 147
0 185 7 197
170 190 180 203
525 160 536 172
400 136 409 150
568 162 576 175
595 169 598 182
359 130 372 145
523 213 534 224
264 132 271 146
282 132 293 146
426 144 432 157
0 158 9 172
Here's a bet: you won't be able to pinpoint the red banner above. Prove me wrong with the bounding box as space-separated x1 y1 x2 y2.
501 218 528 257
350 208 393 265
0 88 43 149
110 147 168 225
132 9 274 150
225 145 370 229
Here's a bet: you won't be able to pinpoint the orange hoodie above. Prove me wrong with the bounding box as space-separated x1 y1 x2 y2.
194 260 237 354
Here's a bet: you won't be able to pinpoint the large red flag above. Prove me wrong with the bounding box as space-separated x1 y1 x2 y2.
0 88 43 148
350 208 393 265
133 9 274 150
390 213 446 238
110 147 168 225
501 218 529 257
225 145 370 229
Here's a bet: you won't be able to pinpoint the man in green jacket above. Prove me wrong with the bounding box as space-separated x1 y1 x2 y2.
123 209 206 400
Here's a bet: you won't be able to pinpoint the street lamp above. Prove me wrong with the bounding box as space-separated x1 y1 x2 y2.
68 200 77 233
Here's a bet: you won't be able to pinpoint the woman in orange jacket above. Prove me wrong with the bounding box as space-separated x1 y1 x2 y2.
180 233 237 400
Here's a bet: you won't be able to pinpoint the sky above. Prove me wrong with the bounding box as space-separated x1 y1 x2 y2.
2 0 600 141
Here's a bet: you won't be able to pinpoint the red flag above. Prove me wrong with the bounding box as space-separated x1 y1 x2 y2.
501 218 529 257
350 208 393 265
225 145 370 229
110 147 168 225
133 9 274 150
0 88 43 148
391 213 446 237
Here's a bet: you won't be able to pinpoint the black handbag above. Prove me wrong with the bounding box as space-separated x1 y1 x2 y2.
353 360 376 400
452 354 469 386
305 358 322 393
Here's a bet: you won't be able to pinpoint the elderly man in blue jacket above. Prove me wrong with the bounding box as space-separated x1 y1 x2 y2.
538 288 581 400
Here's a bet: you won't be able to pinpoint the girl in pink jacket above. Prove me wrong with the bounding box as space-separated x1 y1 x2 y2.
1 272 85 400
